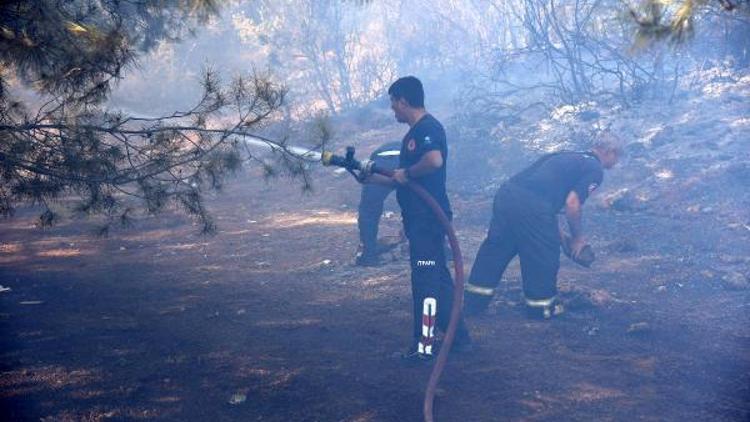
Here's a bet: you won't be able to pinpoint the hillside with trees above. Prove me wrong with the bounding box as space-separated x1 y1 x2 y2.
1 1 748 421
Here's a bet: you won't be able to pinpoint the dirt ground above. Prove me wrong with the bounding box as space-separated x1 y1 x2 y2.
1 163 749 421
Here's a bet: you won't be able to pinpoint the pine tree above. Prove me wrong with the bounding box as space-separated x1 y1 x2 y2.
0 0 308 234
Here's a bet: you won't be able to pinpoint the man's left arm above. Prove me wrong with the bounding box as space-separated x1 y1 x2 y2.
393 127 446 184
564 191 586 258
393 151 442 184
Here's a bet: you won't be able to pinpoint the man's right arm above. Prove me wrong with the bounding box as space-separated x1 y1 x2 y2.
364 173 396 187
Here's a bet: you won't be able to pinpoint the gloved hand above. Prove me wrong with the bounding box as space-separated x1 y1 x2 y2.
392 168 409 185
560 234 596 267
354 171 368 184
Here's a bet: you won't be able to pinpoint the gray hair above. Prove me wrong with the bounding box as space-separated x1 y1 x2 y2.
592 132 624 158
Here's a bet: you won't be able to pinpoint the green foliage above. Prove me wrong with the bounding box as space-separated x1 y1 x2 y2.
629 0 749 47
0 0 218 105
0 1 298 234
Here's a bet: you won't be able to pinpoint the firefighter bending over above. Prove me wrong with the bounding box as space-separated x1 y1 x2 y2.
464 139 622 319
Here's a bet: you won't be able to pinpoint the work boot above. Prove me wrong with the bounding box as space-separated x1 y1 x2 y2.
355 249 380 267
397 343 434 365
524 297 565 320
463 286 494 317
423 335 475 357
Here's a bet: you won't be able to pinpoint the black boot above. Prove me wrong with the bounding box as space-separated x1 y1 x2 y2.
463 288 493 316
355 250 381 266
524 297 564 320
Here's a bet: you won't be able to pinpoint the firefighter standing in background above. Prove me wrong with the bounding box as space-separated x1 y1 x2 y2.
464 140 622 319
355 142 401 267
364 76 471 360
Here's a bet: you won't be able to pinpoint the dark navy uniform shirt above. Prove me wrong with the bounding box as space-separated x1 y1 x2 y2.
509 151 604 211
397 114 452 222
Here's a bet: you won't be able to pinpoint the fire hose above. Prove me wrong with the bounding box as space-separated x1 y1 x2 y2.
321 147 462 422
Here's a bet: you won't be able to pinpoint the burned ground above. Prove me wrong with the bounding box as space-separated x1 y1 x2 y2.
1 150 748 421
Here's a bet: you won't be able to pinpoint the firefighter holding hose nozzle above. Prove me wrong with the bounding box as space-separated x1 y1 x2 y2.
361 76 472 361
464 138 622 319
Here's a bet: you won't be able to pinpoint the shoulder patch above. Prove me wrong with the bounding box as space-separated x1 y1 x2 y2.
407 138 416 152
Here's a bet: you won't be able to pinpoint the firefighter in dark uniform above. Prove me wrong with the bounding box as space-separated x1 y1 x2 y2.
464 141 621 319
365 76 471 359
355 142 401 266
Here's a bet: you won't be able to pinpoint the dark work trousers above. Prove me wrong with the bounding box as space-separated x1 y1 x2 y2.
467 184 561 308
405 218 470 344
358 154 398 255
358 183 394 255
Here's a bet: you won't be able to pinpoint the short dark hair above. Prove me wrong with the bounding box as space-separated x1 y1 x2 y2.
388 76 424 108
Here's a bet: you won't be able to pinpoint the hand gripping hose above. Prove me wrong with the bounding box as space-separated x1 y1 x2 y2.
322 149 462 422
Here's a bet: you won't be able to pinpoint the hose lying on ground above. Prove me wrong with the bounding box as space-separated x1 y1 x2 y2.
322 149 463 422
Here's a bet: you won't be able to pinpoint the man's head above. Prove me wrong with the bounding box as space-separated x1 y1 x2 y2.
388 76 424 124
591 135 623 169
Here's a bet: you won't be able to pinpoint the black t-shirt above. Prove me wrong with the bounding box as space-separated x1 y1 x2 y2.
396 114 452 221
509 151 604 211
